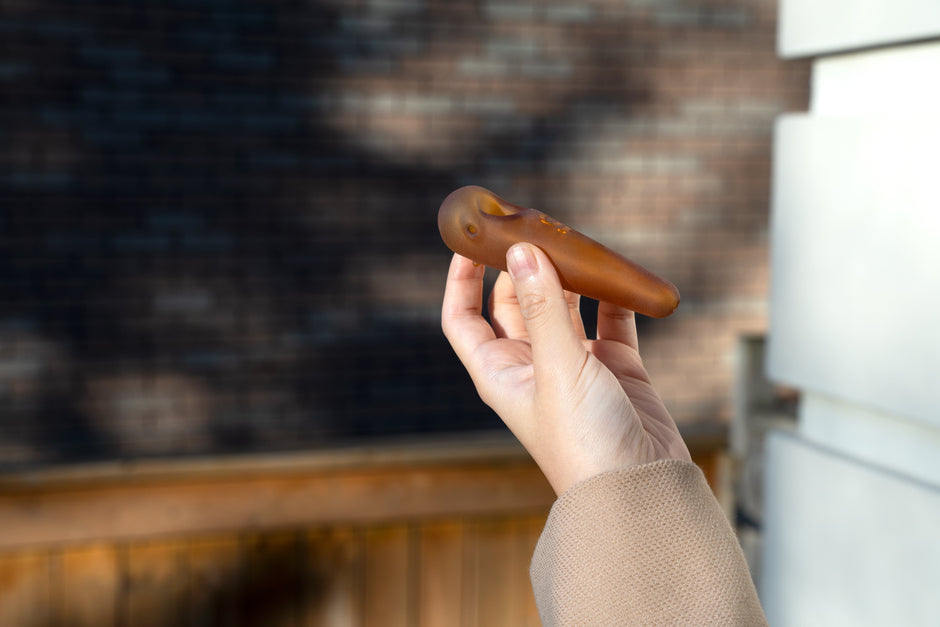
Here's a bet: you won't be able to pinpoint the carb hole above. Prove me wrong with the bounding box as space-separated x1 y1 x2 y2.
466 223 478 235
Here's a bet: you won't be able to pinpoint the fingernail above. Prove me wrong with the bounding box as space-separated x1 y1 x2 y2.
507 243 538 280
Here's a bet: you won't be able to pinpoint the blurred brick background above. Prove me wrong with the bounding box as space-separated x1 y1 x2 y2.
0 0 808 467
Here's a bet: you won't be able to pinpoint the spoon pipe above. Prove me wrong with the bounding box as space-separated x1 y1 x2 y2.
438 185 680 318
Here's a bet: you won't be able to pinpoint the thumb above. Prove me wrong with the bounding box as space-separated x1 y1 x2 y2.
506 243 585 372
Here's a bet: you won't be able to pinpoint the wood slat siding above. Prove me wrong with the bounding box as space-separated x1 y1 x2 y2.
0 552 52 627
0 434 725 626
60 544 120 627
417 521 463 627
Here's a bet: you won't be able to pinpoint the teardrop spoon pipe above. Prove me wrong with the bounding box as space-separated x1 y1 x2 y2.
438 185 680 318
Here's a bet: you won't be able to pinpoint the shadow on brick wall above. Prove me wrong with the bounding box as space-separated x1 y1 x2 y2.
1 0 662 466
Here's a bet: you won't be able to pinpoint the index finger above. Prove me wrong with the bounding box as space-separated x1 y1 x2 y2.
441 253 497 362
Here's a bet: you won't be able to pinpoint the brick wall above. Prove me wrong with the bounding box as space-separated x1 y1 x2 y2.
0 0 809 466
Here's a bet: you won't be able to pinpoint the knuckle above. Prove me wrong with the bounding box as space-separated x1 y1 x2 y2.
519 291 551 321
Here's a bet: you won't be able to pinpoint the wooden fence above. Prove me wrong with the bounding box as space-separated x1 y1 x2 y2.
0 431 726 626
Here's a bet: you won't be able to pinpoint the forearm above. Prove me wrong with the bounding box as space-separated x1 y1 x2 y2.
530 459 767 626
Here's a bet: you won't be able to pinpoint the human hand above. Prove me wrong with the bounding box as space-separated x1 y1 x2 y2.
442 243 691 495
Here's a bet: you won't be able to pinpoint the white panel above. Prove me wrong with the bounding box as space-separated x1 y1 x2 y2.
812 40 940 114
767 114 940 429
779 0 940 58
761 431 940 626
800 393 940 487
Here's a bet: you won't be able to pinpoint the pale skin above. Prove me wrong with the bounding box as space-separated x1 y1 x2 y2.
442 243 691 495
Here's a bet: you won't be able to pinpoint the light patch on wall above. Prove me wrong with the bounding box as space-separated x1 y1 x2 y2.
350 253 447 319
83 373 214 456
0 327 71 464
322 90 486 168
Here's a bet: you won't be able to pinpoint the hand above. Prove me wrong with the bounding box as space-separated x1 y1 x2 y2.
442 243 691 495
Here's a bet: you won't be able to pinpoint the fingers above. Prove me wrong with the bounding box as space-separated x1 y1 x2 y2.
490 271 586 341
568 291 587 339
595 301 640 351
489 272 527 340
505 243 585 376
441 254 496 364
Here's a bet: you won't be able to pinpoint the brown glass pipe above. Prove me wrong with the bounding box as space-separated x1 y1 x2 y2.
438 185 680 318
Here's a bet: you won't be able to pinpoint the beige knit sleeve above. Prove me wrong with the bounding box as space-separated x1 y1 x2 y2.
530 459 767 626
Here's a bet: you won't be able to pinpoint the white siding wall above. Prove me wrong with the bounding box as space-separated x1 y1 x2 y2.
762 5 940 625
779 0 940 58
